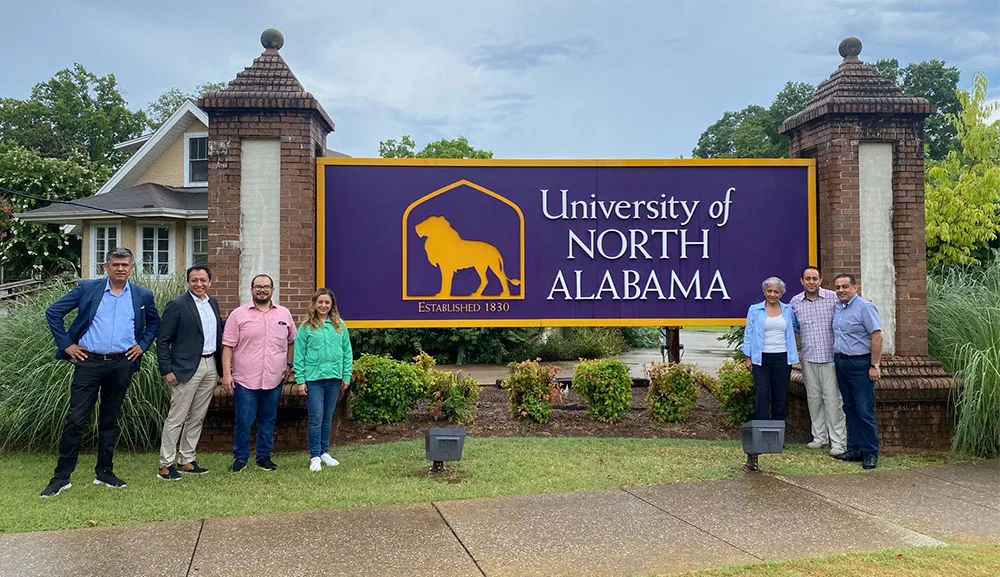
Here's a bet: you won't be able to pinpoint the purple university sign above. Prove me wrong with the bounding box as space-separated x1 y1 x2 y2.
318 159 816 328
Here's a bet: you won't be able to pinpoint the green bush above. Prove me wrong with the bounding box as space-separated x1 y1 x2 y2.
563 327 627 359
572 358 632 422
620 326 661 348
425 371 481 425
720 326 746 361
411 350 481 424
350 327 544 364
0 274 187 451
646 362 699 423
714 359 755 427
348 354 424 424
501 359 562 423
928 256 1000 458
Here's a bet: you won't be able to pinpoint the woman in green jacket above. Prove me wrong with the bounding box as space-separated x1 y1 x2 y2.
294 288 353 472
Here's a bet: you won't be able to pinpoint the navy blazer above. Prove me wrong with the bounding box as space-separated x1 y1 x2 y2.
45 278 161 372
156 292 224 383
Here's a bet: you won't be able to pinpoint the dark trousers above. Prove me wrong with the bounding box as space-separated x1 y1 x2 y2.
751 352 791 420
834 354 880 456
232 383 283 463
52 356 133 482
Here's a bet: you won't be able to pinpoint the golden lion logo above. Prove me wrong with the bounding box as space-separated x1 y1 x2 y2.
414 215 521 298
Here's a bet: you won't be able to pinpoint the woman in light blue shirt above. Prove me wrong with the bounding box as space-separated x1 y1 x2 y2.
740 276 799 472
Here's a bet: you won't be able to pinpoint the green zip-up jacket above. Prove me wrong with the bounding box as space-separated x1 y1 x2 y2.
293 319 353 384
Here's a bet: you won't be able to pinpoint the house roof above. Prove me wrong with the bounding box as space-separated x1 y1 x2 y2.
16 183 207 223
780 39 935 133
97 99 209 195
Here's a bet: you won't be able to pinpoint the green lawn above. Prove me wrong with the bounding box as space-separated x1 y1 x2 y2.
666 544 1000 577
2 437 953 533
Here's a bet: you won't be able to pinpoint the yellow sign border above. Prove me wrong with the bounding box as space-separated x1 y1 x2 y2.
316 157 817 328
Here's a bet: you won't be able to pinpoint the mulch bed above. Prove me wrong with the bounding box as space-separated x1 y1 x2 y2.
335 385 739 445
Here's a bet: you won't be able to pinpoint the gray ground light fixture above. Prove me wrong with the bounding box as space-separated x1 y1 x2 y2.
740 420 785 470
425 427 467 473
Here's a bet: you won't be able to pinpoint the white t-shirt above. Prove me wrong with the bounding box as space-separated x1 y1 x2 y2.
762 313 787 353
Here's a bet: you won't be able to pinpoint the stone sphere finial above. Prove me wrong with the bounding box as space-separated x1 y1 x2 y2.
261 28 284 50
838 37 862 59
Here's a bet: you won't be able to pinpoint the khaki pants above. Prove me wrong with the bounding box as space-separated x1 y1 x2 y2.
158 357 218 468
801 360 847 452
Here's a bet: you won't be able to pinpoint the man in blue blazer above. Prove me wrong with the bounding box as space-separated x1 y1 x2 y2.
41 247 160 497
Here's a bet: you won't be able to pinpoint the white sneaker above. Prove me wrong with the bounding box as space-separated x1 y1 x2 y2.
320 453 339 467
309 457 322 472
806 441 826 450
830 446 847 456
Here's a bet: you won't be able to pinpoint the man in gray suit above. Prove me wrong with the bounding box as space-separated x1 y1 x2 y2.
155 265 224 480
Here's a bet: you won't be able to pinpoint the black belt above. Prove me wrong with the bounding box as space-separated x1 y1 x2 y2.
834 353 870 359
201 353 216 358
90 352 128 360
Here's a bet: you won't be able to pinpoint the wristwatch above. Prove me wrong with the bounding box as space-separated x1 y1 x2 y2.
870 363 880 369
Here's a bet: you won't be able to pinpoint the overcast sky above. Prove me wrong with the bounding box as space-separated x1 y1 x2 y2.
2 0 998 158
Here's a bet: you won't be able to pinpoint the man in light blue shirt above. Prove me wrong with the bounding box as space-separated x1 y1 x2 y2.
41 247 160 497
831 273 883 470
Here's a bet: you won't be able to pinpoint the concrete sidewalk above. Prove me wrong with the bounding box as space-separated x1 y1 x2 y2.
2 460 996 577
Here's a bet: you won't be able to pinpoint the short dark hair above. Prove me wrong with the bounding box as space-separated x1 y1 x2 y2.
801 265 821 278
250 274 274 288
186 265 212 281
833 273 856 285
104 247 134 264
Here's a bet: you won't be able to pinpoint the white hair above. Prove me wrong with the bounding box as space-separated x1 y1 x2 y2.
762 276 786 294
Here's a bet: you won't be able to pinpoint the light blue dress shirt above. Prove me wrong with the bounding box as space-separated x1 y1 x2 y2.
79 280 137 354
832 294 881 356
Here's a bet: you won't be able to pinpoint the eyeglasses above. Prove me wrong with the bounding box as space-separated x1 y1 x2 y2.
252 285 273 291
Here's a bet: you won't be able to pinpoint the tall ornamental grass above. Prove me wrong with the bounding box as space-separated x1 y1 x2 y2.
0 275 187 451
928 256 1000 458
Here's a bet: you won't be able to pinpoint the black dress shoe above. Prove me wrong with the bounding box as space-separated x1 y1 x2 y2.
862 454 878 469
832 451 862 462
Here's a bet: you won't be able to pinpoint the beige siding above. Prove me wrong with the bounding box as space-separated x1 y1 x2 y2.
81 226 91 278
175 223 187 274
135 135 185 187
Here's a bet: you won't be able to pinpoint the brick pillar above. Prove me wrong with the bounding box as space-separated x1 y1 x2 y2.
779 38 954 451
198 28 334 319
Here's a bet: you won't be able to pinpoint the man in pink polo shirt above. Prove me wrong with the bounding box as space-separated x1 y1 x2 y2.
220 274 296 472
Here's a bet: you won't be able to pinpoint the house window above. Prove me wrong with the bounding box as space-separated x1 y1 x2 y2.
190 225 209 267
186 134 208 185
140 225 172 277
91 224 119 278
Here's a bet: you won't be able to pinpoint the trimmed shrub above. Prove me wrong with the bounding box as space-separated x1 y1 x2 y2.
646 362 699 423
572 358 632 422
691 367 718 394
501 359 562 423
426 371 481 425
348 354 424 424
412 349 481 424
714 359 755 426
350 327 544 364
620 326 661 348
0 274 187 451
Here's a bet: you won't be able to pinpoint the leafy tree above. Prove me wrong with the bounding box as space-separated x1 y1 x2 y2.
379 135 493 159
0 64 147 169
925 73 1000 267
0 143 111 278
691 82 814 158
145 82 226 130
872 58 961 160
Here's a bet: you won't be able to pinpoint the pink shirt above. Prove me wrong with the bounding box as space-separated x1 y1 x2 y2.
222 302 296 391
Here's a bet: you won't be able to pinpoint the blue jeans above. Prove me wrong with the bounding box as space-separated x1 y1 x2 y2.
306 378 342 458
233 382 283 463
834 354 879 456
